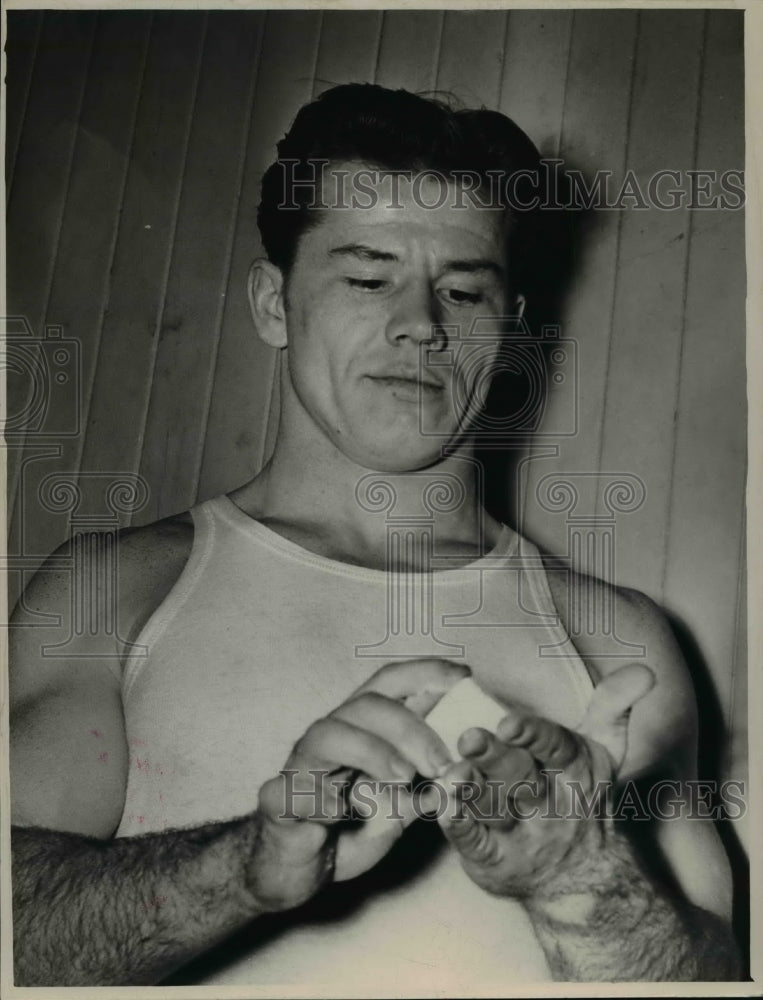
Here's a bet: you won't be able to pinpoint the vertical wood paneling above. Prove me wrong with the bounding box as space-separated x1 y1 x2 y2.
78 13 206 518
312 11 384 96
596 11 704 599
6 11 96 536
435 11 507 108
499 10 573 157
8 11 152 587
521 11 639 565
198 11 322 500
137 13 264 523
663 11 746 720
4 10 43 200
375 11 444 94
497 11 573 530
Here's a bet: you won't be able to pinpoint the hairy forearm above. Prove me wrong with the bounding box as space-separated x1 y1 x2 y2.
524 832 741 982
12 817 268 986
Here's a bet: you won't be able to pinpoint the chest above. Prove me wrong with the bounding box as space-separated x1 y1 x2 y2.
119 555 592 835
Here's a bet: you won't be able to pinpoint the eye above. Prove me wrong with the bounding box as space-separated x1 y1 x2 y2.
441 287 483 306
346 278 389 292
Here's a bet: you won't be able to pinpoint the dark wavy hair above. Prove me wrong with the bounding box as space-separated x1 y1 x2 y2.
257 83 545 295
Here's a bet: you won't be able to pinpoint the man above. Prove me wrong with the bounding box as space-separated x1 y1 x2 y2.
9 84 740 987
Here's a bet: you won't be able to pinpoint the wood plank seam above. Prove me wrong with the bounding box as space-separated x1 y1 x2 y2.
660 9 709 606
8 12 98 533
71 14 154 527
594 11 641 528
132 14 209 526
196 15 266 504
5 9 43 204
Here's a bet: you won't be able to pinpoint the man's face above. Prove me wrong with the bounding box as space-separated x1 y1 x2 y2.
280 164 512 472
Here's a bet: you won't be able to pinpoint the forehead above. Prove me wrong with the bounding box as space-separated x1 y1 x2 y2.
305 161 508 256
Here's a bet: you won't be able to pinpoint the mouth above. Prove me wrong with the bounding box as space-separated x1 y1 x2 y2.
366 373 445 403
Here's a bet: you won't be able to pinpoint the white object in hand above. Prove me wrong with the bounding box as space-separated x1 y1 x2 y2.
425 677 509 759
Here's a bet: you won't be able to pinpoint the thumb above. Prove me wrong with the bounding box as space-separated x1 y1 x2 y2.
578 663 655 769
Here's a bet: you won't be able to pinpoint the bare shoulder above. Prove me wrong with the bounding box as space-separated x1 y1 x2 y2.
10 512 195 717
11 512 195 659
540 554 697 779
9 513 195 837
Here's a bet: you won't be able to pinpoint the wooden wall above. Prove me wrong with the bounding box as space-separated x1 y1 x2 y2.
5 10 747 840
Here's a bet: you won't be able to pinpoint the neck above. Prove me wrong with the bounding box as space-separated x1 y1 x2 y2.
229 381 501 569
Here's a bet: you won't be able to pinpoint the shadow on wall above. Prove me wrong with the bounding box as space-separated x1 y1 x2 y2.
666 611 750 976
477 161 588 523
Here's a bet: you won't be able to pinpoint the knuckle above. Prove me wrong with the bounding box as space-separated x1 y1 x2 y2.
296 717 332 753
432 657 468 677
258 776 282 816
347 691 390 713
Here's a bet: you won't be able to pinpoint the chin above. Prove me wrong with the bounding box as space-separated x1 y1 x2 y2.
358 453 444 474
345 434 461 475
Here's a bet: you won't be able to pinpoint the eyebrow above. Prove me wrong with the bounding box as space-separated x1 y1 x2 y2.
328 243 504 277
442 258 504 278
328 243 398 262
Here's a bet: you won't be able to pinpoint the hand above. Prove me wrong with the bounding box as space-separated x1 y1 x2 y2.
251 658 469 911
430 663 655 898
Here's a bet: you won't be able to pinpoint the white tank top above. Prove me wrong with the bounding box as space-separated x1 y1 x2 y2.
117 495 594 990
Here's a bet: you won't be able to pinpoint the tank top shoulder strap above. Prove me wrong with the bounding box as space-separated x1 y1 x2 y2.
507 528 598 707
121 498 218 700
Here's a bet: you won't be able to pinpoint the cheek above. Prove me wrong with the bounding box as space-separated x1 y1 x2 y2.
286 308 366 421
453 344 500 410
290 293 380 380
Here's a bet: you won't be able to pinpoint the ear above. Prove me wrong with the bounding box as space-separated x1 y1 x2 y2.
247 259 288 348
514 293 526 319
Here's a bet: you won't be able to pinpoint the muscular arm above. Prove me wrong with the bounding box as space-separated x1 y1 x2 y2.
525 830 740 981
538 576 740 980
9 521 279 985
439 577 742 981
10 524 465 985
12 817 271 986
7 519 263 986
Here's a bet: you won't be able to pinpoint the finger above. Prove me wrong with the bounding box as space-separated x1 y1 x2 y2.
457 727 542 789
435 761 509 858
453 730 540 822
496 707 580 770
249 809 333 904
335 785 417 881
333 692 452 778
346 776 415 823
258 769 348 825
353 658 470 715
292 716 415 782
582 662 655 729
335 819 405 881
579 663 655 766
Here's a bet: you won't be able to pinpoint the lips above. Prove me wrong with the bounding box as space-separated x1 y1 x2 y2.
367 370 444 390
366 372 444 403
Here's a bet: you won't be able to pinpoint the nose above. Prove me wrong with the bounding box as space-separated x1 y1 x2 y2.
384 279 444 348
